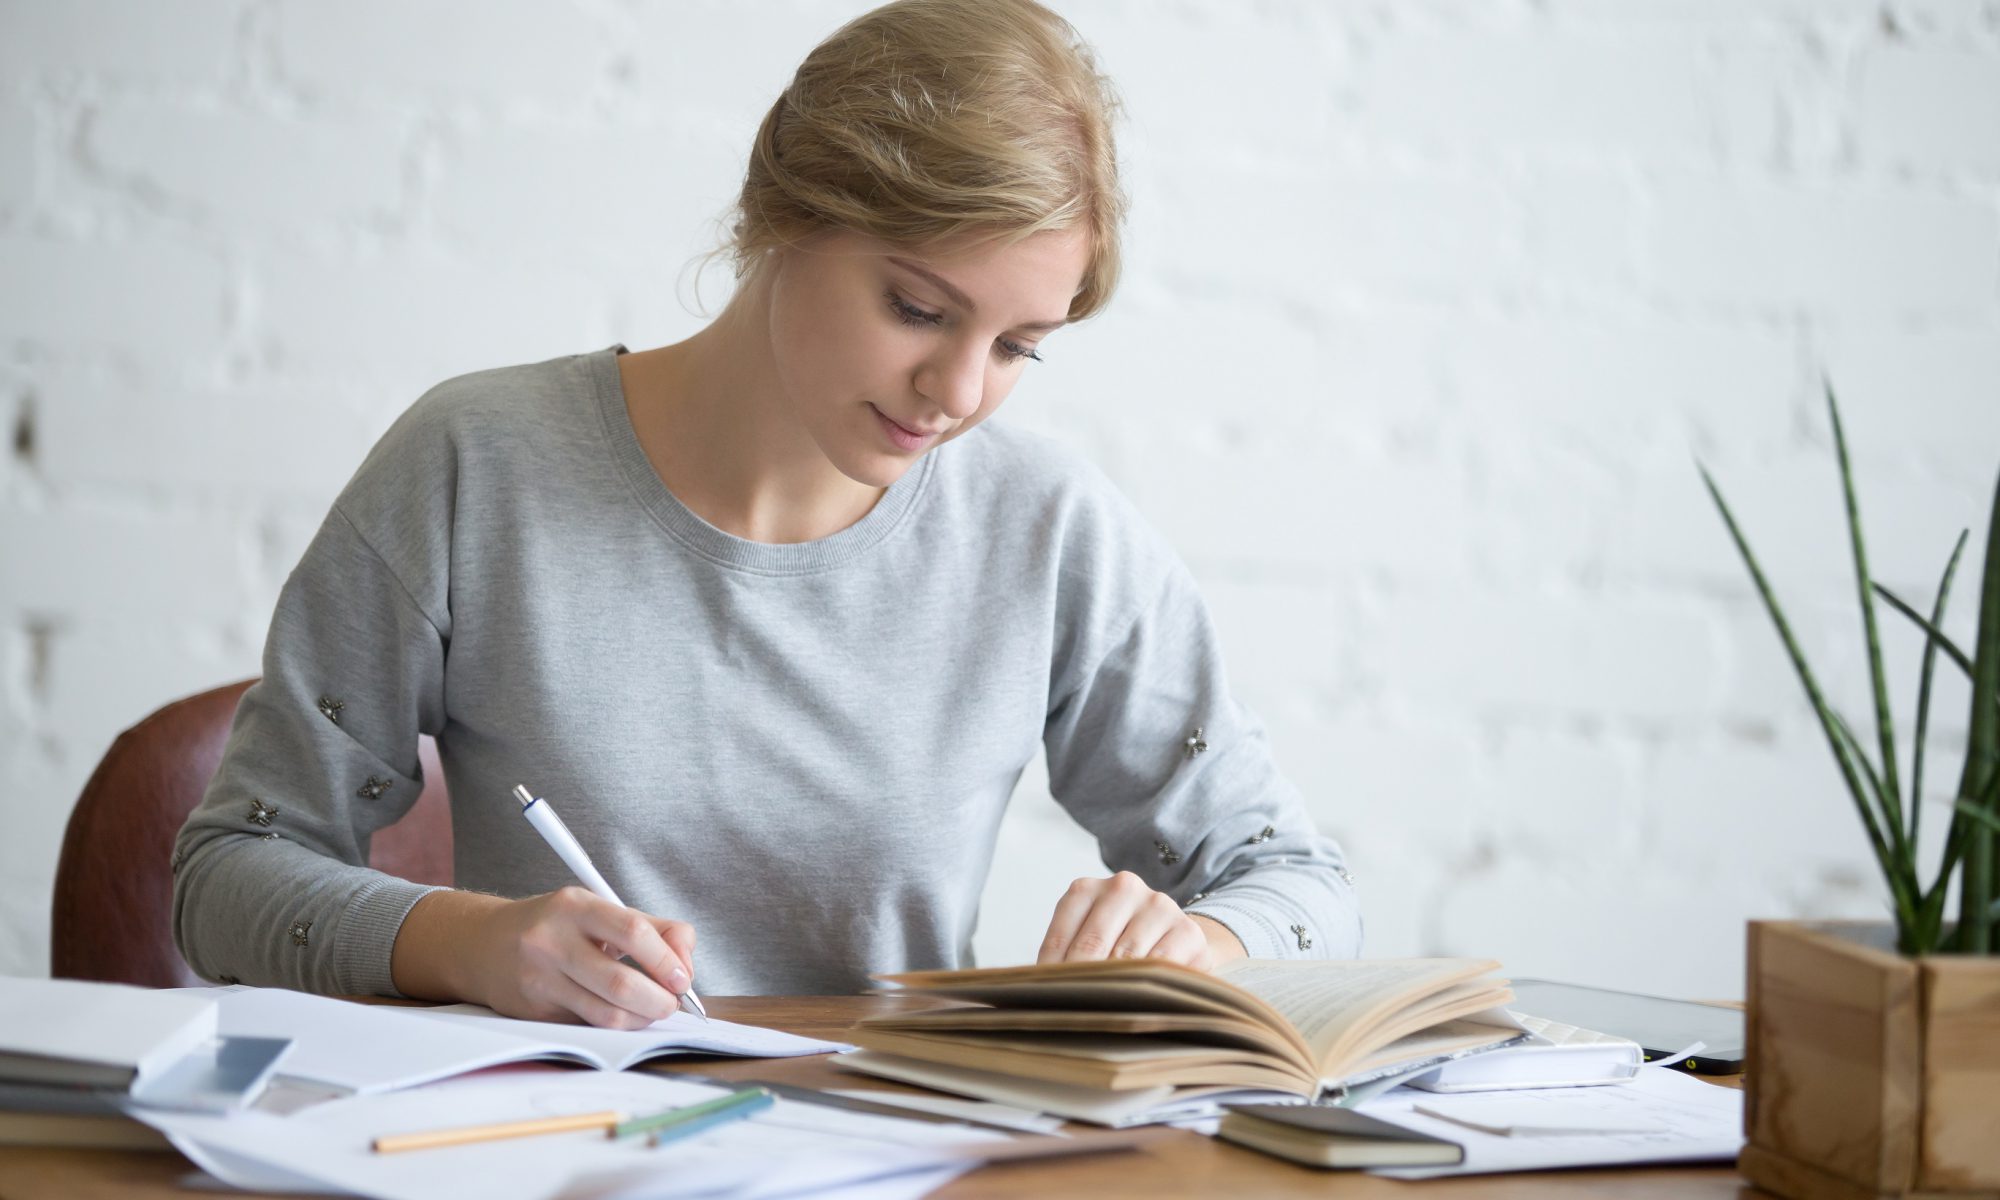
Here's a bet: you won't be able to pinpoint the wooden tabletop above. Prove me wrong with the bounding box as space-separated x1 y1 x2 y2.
0 994 1762 1199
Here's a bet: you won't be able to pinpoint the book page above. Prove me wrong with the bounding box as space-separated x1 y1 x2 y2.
1215 959 1500 1067
1341 1018 1526 1078
877 963 1257 1021
874 978 1244 1019
861 1007 1297 1060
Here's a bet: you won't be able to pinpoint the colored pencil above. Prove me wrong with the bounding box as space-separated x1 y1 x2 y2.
648 1092 774 1147
372 1109 625 1154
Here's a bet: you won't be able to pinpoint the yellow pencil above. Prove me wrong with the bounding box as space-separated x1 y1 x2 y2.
371 1109 626 1154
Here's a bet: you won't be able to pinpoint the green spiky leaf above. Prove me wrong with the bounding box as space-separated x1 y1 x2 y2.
1826 382 1907 842
1700 460 1907 915
1909 531 1971 849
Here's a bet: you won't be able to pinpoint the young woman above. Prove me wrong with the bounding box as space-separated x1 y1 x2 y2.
171 0 1360 1030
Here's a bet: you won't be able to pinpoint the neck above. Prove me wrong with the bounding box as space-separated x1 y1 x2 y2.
623 277 886 545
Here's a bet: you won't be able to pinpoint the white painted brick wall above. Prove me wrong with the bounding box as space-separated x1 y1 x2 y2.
3 0 1997 1004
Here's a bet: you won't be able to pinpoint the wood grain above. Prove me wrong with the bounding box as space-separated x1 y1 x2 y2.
1919 956 2000 1191
1742 920 2000 1200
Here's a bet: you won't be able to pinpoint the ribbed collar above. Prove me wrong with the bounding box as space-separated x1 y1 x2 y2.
589 342 936 575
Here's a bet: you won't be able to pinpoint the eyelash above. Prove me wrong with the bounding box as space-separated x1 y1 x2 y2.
885 290 1043 364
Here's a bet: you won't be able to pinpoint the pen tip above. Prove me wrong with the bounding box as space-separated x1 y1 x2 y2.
512 784 534 809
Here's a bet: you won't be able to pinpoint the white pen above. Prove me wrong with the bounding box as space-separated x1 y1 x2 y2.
512 783 709 1022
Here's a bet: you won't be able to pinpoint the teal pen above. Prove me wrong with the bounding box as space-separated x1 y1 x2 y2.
647 1090 775 1148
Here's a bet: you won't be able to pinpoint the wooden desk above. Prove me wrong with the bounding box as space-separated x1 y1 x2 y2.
0 995 1760 1199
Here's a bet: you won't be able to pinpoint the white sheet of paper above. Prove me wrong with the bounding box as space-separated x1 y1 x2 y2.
1358 1066 1742 1179
204 988 846 1095
132 1065 1005 1200
1412 1098 1667 1136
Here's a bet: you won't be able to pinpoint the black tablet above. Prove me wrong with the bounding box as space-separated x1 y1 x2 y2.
1506 979 1745 1075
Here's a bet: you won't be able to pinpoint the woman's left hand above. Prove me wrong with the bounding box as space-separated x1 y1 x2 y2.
1036 871 1246 971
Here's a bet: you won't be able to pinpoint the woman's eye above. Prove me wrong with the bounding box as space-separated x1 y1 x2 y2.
887 291 942 328
885 290 1043 364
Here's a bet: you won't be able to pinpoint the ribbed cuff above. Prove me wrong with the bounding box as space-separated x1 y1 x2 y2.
334 877 452 998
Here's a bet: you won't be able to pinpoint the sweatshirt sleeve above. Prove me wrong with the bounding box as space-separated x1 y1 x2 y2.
1040 522 1362 963
170 410 456 998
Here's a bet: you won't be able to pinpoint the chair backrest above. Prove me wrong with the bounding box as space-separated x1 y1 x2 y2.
51 679 454 987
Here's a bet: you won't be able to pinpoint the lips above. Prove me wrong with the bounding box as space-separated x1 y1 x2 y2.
870 404 947 450
878 408 946 437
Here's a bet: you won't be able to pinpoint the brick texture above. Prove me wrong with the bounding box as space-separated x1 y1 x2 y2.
3 0 1996 1000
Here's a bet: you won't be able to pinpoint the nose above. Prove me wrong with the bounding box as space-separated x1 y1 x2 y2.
913 342 986 421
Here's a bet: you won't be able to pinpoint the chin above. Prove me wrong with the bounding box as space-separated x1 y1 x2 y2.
833 452 917 490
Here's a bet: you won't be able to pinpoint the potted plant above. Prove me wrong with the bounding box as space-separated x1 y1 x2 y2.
1701 383 1999 1198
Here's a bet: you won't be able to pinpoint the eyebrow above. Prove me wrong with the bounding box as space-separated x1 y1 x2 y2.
887 256 1069 332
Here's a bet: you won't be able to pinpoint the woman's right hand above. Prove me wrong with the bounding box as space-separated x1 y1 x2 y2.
391 887 697 1030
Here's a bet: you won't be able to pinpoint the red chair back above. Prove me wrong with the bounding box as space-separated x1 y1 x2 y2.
51 679 453 987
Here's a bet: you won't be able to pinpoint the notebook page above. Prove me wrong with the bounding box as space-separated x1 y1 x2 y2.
1214 959 1500 1067
406 1003 850 1067
204 989 847 1094
207 988 591 1094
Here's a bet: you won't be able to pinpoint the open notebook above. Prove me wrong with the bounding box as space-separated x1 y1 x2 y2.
202 988 850 1094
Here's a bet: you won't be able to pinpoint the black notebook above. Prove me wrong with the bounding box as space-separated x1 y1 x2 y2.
1217 1103 1465 1169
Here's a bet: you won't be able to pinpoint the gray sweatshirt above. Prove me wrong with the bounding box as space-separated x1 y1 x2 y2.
170 344 1362 998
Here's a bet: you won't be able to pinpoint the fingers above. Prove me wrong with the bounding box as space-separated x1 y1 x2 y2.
571 949 681 1025
651 918 698 995
1152 917 1213 970
1037 875 1109 964
575 895 689 988
540 970 659 1032
556 892 685 1023
1040 872 1194 965
1108 890 1195 961
486 890 702 1030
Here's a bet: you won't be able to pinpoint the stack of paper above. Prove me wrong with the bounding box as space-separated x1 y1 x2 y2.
1355 1066 1744 1178
0 977 218 1090
1401 1012 1645 1091
0 976 289 1117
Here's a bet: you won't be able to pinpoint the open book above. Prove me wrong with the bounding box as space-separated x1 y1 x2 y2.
848 957 1522 1102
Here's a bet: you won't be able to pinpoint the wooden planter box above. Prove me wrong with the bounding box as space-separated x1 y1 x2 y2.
1741 920 2000 1200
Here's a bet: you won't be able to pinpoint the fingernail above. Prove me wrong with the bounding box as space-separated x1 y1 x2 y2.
669 968 689 992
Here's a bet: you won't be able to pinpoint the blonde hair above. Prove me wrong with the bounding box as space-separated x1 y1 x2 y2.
691 0 1128 323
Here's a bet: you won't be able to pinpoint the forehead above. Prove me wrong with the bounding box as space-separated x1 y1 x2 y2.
820 228 1089 283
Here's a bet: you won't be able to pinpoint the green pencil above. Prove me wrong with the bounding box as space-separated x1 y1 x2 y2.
609 1087 772 1141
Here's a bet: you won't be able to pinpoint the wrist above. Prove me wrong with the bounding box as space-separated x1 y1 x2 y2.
390 889 506 1002
1188 913 1247 966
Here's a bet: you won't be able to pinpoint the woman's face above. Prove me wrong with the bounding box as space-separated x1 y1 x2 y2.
765 227 1091 489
